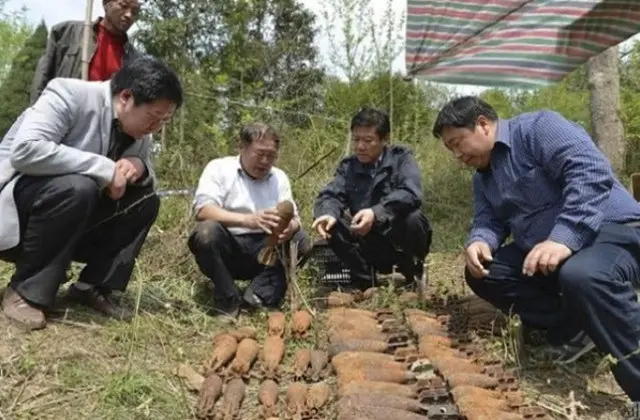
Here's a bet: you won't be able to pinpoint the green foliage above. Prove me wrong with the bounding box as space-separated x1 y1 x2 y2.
320 0 405 82
621 42 640 175
482 67 591 131
0 0 31 83
135 0 324 130
517 82 591 131
323 73 443 140
0 21 47 137
480 89 517 118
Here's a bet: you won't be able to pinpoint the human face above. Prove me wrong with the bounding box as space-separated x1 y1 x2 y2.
240 136 279 179
441 116 495 170
352 125 385 164
115 89 176 139
104 0 140 33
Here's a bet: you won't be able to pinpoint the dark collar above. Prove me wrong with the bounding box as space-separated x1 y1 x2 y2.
353 147 390 174
93 17 130 44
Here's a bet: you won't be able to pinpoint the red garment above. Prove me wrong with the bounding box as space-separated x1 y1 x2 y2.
88 23 126 81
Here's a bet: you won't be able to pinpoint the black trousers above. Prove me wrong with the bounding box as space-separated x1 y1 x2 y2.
0 174 160 308
466 223 640 401
187 220 310 307
327 210 433 288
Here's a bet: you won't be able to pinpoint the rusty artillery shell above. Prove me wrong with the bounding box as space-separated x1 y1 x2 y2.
196 374 223 419
267 311 286 337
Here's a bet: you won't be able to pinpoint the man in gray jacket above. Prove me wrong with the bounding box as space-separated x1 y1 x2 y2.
30 0 141 104
0 55 183 330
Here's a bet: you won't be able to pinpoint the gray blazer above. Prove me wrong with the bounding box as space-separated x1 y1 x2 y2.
0 77 156 251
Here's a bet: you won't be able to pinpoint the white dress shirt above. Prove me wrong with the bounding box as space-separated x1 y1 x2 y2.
193 155 298 235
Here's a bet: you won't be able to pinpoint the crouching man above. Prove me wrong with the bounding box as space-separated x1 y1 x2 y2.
312 107 433 291
433 96 640 402
188 123 310 320
0 55 183 330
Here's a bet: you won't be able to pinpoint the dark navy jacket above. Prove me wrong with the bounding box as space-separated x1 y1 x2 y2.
313 144 423 232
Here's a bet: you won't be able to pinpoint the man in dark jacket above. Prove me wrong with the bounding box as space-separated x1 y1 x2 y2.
30 0 141 104
312 107 433 290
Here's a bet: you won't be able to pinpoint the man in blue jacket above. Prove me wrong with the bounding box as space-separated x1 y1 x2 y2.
433 96 640 402
312 107 432 291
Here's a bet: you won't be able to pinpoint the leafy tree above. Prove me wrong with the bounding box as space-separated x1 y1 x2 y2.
0 0 31 82
135 0 324 131
480 89 516 118
0 21 47 137
320 0 404 82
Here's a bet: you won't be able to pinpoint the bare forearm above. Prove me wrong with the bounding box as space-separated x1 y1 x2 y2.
196 204 249 228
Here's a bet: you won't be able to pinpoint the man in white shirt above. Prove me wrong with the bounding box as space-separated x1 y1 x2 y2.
188 122 309 319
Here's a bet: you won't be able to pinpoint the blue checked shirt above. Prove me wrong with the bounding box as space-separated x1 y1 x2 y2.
467 110 640 253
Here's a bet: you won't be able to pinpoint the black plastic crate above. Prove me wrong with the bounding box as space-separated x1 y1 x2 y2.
303 239 380 288
305 239 351 287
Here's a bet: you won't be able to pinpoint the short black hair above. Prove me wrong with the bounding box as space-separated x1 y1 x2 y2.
432 96 498 139
351 107 391 139
111 55 183 109
239 122 280 148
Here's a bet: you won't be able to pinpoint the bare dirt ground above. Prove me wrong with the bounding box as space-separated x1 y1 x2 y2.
0 204 632 420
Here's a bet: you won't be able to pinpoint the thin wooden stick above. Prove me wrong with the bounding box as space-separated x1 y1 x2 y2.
288 241 298 312
278 242 316 317
81 0 94 80
565 390 588 419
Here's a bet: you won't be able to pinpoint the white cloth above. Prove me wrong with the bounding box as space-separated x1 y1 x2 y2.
193 155 298 235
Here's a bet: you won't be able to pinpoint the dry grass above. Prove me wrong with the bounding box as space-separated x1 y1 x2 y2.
0 196 632 420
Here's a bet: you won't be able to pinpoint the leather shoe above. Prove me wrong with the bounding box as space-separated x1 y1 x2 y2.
66 284 133 321
242 288 265 310
2 286 46 330
213 295 241 322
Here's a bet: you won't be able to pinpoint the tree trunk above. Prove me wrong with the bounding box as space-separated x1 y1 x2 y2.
587 45 625 174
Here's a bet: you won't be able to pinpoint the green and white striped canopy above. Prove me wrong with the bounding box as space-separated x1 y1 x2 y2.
405 0 640 88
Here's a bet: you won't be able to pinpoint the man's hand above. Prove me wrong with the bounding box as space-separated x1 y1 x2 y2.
523 239 572 276
312 215 337 240
350 208 375 236
278 219 299 244
244 208 281 234
106 167 128 200
115 157 145 184
465 241 493 278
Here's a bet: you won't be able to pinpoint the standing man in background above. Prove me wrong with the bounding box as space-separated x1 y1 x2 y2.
30 0 141 103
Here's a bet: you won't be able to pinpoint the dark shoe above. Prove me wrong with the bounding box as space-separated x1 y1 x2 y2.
66 284 133 322
2 287 46 330
398 259 425 287
349 272 376 291
552 330 596 364
213 295 241 320
242 288 266 311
